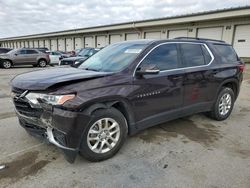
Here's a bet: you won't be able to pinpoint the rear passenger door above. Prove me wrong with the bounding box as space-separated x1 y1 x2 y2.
179 43 215 107
25 49 39 64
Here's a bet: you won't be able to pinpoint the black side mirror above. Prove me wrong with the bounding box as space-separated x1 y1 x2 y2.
14 53 18 56
136 64 160 76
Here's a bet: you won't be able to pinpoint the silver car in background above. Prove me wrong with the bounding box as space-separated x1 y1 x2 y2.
0 48 50 69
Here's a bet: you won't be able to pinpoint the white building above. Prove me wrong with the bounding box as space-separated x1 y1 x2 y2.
0 6 250 58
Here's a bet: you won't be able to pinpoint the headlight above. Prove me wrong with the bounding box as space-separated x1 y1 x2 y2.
75 61 80 64
25 93 75 106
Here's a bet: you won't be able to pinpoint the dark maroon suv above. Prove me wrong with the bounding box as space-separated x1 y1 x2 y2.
11 38 244 163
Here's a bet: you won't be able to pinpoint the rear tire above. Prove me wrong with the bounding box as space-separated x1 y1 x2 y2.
79 108 128 162
38 59 47 67
208 87 235 121
1 60 12 69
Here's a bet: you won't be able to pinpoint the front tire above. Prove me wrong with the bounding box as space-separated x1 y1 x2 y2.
1 60 12 69
208 87 235 121
80 108 128 162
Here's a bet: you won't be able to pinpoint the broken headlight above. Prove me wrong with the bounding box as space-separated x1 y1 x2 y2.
25 92 75 107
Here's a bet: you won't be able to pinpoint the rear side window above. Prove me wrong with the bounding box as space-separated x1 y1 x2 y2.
213 44 238 63
26 50 38 54
140 44 178 71
180 43 210 67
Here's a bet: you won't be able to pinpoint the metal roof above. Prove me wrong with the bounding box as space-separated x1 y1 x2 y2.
1 6 250 41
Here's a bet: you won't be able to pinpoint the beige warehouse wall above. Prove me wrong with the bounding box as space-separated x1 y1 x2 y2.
1 16 250 57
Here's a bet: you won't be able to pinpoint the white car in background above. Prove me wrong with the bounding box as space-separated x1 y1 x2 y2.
49 51 69 66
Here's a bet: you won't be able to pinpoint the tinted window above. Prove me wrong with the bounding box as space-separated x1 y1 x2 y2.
26 50 38 54
140 44 178 71
18 50 26 54
180 44 207 67
201 45 212 64
213 44 238 62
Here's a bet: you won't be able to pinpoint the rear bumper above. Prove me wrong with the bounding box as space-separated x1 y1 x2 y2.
16 107 91 163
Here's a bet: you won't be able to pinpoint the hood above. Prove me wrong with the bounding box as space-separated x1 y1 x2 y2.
11 67 113 90
0 53 8 58
62 56 87 62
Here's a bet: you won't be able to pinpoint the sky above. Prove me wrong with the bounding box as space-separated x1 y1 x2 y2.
0 0 249 38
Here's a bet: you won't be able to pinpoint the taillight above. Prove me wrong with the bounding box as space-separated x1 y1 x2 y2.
238 64 245 73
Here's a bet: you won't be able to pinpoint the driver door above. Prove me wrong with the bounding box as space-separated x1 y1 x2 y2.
132 43 184 124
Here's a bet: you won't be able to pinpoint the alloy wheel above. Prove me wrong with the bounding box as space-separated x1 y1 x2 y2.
218 93 232 116
87 118 120 154
3 61 11 69
39 60 46 67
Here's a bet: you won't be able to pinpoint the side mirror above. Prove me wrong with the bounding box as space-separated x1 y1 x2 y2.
136 64 160 76
14 53 18 56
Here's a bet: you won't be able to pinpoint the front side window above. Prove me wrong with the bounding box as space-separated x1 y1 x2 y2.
180 43 208 67
18 50 26 55
139 44 179 71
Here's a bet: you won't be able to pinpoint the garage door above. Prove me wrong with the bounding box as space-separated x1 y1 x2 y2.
74 37 83 49
126 33 139 41
110 34 122 44
17 42 21 48
197 27 223 40
96 36 107 48
58 39 65 51
44 40 50 49
21 41 25 47
66 38 73 52
29 41 33 48
34 40 39 48
51 39 57 51
25 41 29 48
39 40 44 48
168 29 188 39
85 37 94 48
233 25 250 57
144 31 161 39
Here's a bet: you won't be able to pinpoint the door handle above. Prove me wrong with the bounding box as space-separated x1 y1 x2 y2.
172 76 182 80
211 69 219 74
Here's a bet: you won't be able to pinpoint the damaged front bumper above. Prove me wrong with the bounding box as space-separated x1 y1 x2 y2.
15 105 91 163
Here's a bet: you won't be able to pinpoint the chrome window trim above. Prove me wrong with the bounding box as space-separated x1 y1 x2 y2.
133 42 215 77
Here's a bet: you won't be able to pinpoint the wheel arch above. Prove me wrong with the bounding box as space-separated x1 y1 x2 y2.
37 58 48 64
2 59 13 65
217 78 239 100
82 99 136 134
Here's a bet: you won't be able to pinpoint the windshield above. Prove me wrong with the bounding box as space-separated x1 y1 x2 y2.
79 43 148 72
78 49 90 56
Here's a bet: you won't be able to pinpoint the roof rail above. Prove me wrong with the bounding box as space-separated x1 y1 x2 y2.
174 37 226 43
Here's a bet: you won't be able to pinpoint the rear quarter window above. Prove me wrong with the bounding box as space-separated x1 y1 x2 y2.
213 44 238 63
